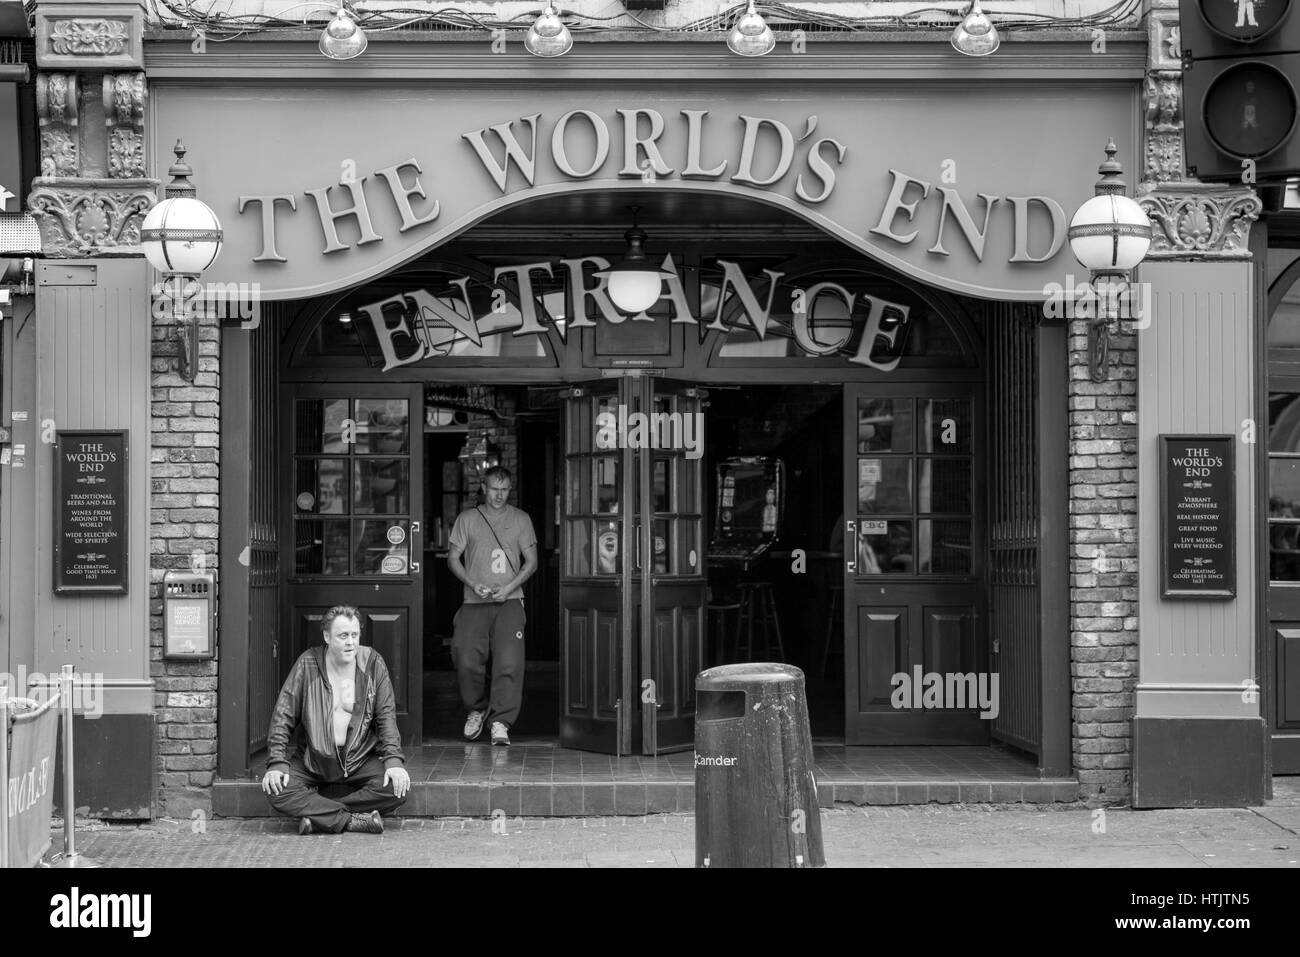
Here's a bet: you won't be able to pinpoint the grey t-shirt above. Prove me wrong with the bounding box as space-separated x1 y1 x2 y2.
449 504 537 603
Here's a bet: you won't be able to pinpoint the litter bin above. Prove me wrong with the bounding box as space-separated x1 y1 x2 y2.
694 663 825 868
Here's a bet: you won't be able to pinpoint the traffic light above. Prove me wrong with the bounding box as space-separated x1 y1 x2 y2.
1180 0 1300 181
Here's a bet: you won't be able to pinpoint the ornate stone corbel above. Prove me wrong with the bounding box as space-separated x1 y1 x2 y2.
1136 6 1263 260
1136 183 1261 259
28 178 159 257
104 73 146 179
35 72 78 179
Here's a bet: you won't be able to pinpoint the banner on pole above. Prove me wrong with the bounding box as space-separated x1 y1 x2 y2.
6 696 59 868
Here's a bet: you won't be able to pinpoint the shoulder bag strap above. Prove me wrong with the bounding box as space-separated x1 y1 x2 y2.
476 506 517 574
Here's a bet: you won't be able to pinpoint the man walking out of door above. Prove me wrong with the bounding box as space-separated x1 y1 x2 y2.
448 465 538 746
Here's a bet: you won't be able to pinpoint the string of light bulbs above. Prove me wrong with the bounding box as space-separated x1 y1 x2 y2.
143 0 1145 59
145 0 1144 37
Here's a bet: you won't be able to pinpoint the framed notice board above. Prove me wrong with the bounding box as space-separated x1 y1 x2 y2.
53 430 129 594
1160 434 1234 599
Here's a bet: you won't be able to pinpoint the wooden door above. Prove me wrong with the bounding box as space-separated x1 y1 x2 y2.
559 378 636 753
842 384 988 744
638 377 707 754
281 384 424 746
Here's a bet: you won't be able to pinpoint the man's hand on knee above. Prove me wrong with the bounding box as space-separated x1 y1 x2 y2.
384 766 411 799
261 769 289 796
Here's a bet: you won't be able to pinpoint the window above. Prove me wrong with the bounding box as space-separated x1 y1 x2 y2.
293 398 412 576
856 396 974 575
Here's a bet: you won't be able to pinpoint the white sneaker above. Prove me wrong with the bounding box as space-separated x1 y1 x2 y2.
491 721 510 746
463 710 486 740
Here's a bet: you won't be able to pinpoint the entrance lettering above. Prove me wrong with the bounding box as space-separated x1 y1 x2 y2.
361 255 916 372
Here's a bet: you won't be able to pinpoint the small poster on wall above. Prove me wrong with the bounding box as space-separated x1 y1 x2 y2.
53 430 129 594
1160 434 1235 599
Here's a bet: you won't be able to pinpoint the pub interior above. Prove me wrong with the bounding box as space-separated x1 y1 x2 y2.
420 382 845 742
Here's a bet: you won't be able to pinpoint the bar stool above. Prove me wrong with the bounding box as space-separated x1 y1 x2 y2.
822 583 844 678
706 600 741 667
733 581 785 662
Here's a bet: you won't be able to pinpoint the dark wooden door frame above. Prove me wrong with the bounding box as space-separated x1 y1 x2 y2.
1037 320 1070 777
218 322 253 778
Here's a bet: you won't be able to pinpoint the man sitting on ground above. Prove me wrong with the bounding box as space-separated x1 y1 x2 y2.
261 604 411 834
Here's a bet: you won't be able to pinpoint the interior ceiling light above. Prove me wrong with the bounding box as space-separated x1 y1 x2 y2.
596 206 673 315
951 0 999 56
525 3 573 57
319 2 368 60
727 1 775 57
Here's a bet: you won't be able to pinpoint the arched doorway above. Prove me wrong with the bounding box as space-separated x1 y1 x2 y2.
218 189 1068 774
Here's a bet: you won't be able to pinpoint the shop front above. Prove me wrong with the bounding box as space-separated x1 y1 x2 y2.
153 71 1139 789
31 6 1286 817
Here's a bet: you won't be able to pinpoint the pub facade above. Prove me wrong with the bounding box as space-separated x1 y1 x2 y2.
0 0 1287 818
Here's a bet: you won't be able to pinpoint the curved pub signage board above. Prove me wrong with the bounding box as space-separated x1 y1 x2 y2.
151 84 1138 303
1160 434 1235 599
53 430 128 594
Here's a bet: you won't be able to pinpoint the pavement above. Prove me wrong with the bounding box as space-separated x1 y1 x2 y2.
48 778 1300 868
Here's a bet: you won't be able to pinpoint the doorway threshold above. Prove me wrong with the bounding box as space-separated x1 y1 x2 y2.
212 744 1077 817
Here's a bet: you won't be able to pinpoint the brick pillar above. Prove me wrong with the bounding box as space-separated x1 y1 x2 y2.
1068 319 1139 804
149 313 221 817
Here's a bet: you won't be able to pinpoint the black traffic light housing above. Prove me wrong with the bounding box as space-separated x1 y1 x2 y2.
1180 0 1300 181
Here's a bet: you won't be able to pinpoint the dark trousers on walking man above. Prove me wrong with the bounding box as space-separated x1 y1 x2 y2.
453 599 527 728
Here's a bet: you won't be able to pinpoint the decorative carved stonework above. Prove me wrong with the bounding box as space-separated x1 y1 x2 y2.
28 178 159 257
36 72 78 178
36 4 145 71
1145 71 1184 184
104 73 146 178
1136 183 1261 259
1143 7 1189 188
1147 8 1182 71
49 18 128 56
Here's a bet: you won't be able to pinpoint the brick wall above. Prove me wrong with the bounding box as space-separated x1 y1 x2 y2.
1068 317 1139 804
149 311 221 818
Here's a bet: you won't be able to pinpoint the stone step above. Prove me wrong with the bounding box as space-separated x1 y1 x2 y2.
213 777 1080 817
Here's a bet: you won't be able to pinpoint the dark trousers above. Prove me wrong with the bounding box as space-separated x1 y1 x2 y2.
267 755 405 833
453 599 526 727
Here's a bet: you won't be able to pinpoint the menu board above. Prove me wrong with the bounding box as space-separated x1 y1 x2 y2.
54 430 128 594
1160 434 1234 599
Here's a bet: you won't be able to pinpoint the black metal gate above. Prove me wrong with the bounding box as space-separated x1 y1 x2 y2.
987 304 1042 756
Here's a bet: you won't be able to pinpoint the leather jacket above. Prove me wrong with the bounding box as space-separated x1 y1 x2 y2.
267 645 405 782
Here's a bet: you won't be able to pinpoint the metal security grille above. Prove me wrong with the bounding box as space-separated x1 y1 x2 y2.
987 304 1042 755
246 305 281 753
0 214 41 254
